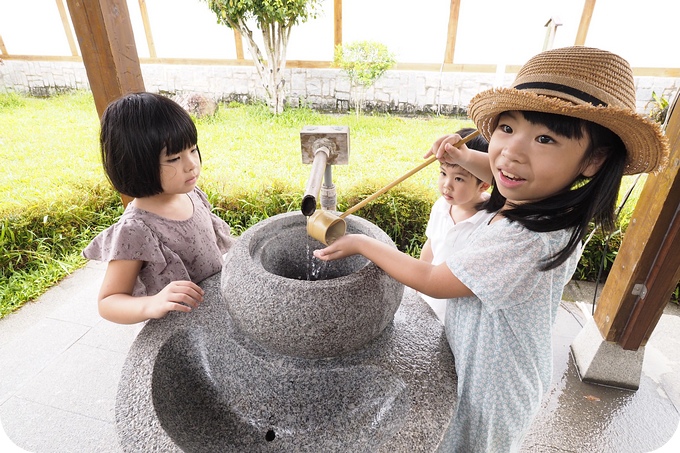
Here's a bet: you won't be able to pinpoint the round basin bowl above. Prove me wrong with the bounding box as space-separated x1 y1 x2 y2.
221 212 404 358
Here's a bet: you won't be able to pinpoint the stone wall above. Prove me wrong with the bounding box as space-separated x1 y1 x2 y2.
1 59 678 116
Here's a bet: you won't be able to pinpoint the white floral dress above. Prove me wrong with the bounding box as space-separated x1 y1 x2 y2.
438 218 579 452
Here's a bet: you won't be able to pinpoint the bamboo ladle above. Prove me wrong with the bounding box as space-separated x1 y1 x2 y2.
306 130 481 245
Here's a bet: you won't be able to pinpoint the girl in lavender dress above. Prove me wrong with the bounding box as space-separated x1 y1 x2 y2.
314 47 669 451
83 92 233 324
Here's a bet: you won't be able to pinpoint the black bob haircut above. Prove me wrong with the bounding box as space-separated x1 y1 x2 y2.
99 92 200 198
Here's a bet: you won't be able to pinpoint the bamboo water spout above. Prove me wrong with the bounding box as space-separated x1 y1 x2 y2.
300 126 350 216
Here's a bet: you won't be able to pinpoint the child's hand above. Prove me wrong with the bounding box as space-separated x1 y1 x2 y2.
426 133 469 165
146 280 205 319
313 234 363 261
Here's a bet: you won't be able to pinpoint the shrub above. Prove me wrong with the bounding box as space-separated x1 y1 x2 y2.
334 40 396 115
0 184 124 317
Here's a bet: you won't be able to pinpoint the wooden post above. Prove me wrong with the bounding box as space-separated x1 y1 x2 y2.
56 0 79 56
575 0 596 45
138 0 157 58
65 0 145 118
334 0 342 49
66 0 144 206
593 96 680 350
234 29 244 60
443 0 461 65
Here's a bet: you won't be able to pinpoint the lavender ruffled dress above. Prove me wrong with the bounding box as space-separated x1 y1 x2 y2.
83 188 233 296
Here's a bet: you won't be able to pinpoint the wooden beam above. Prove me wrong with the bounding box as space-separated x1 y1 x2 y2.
66 0 144 206
575 0 596 45
594 95 680 350
444 0 461 64
334 0 342 48
233 29 244 60
65 0 145 117
138 0 157 58
56 0 79 56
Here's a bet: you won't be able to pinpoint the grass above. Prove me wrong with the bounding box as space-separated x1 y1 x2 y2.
0 90 472 317
2 90 676 318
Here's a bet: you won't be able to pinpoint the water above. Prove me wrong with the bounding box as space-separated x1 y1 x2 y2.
306 235 328 281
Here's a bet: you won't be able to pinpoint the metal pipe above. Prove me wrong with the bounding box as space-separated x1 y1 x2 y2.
301 146 330 216
320 164 336 211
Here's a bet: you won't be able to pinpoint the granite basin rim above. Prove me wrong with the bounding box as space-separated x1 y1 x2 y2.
221 212 405 358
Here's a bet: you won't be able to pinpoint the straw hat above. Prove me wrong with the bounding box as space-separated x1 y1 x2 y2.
468 46 669 175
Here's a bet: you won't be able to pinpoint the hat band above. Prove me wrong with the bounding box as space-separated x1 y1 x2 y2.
514 82 607 107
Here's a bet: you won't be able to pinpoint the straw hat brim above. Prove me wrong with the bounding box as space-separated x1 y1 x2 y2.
468 88 669 175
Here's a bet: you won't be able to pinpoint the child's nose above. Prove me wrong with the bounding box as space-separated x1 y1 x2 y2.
501 139 523 162
187 154 200 170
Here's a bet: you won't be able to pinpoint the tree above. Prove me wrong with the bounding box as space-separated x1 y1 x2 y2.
334 41 395 115
203 0 320 114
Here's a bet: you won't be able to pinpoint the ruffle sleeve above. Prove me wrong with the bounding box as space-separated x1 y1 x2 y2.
194 187 235 255
82 217 167 266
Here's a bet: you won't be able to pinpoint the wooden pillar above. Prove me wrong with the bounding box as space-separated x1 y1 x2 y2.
56 0 79 56
65 0 145 118
334 0 342 48
234 30 244 60
66 0 144 206
575 0 596 45
593 96 680 350
443 0 461 65
138 0 157 58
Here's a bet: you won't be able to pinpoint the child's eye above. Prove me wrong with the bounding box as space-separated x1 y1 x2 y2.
454 177 464 183
166 156 180 163
498 124 512 133
536 135 555 144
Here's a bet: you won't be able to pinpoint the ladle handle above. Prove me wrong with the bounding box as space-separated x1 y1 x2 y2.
339 130 481 219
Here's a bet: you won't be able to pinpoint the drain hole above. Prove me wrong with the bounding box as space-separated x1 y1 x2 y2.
265 429 276 442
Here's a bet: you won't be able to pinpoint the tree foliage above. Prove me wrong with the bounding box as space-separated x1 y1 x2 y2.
334 41 396 88
334 40 395 115
203 0 321 114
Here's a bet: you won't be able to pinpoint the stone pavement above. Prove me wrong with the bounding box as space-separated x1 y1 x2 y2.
0 261 679 452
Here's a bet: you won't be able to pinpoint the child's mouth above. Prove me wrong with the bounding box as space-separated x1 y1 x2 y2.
500 169 524 181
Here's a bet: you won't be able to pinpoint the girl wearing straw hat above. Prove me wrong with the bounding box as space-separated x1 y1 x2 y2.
315 46 669 451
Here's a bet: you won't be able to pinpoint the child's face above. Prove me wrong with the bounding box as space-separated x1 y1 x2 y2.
437 164 484 208
159 145 201 194
489 111 597 206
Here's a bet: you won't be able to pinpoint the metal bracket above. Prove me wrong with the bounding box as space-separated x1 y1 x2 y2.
631 283 648 299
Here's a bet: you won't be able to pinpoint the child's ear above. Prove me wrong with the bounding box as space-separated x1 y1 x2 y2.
581 149 608 178
479 181 491 192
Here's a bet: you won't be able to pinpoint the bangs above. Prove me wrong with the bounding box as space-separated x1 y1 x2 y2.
161 113 198 156
520 110 585 140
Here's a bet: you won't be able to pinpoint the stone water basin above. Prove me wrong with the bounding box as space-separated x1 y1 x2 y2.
221 212 405 358
116 213 457 452
152 328 409 452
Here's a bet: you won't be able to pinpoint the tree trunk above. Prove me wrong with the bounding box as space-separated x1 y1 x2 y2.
229 17 291 115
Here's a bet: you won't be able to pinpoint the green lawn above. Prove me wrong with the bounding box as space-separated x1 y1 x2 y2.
1 91 472 217
2 90 672 317
0 90 474 317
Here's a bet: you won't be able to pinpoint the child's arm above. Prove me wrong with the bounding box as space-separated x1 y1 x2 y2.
314 235 473 300
426 134 493 184
419 238 434 263
98 259 205 324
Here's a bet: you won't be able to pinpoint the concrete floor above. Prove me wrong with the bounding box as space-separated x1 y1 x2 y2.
0 261 679 452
